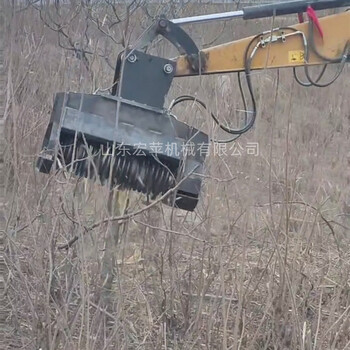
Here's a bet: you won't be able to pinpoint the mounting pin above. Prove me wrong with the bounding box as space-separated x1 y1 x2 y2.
127 53 137 63
164 64 174 74
159 19 168 29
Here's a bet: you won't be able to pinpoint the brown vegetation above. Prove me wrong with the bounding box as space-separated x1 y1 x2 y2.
2 1 350 349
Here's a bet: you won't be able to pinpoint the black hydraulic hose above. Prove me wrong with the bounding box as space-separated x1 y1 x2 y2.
169 95 241 143
243 0 350 20
302 20 349 87
293 64 328 86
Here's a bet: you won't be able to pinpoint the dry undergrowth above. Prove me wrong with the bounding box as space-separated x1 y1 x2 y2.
3 1 350 349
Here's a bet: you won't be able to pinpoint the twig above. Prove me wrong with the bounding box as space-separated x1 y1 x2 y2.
58 168 198 249
133 219 209 245
182 291 238 303
9 214 41 235
256 200 342 254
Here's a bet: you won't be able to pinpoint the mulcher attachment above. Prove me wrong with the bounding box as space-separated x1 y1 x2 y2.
36 91 208 211
37 18 209 211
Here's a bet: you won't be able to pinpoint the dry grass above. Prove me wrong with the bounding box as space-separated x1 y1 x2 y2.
3 1 350 349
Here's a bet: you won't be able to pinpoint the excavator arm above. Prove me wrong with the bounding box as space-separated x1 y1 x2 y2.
175 11 350 76
36 0 350 212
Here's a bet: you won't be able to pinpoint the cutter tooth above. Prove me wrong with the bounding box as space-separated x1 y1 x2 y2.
60 140 177 199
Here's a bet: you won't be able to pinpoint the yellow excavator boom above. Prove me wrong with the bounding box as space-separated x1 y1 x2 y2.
175 11 350 76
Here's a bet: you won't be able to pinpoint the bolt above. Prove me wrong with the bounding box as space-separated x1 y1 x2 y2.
127 53 137 63
158 19 167 29
164 64 173 74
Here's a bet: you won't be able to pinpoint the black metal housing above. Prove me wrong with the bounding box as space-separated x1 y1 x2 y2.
37 91 208 211
37 21 209 211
